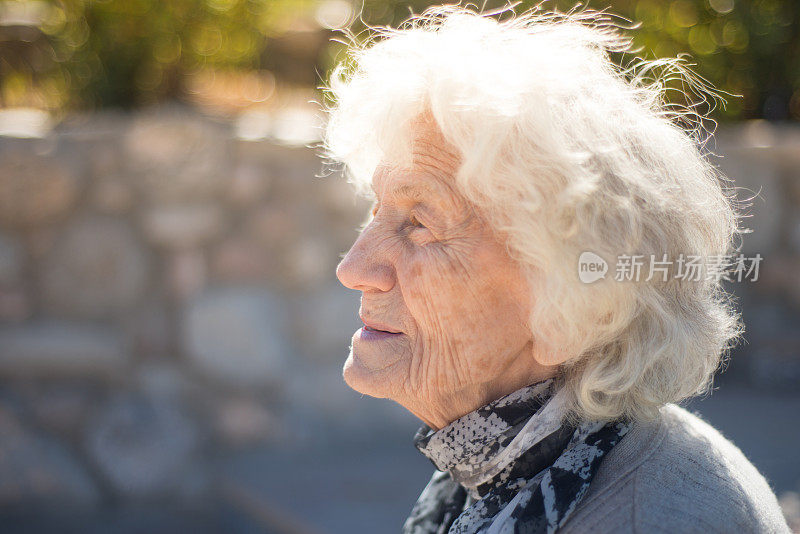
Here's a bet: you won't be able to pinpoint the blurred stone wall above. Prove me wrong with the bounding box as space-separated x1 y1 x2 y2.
0 109 797 515
711 122 800 388
0 106 383 513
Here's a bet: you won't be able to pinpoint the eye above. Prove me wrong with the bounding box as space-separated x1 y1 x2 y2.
409 213 426 229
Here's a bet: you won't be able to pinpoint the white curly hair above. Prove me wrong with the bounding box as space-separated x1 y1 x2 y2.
320 3 744 422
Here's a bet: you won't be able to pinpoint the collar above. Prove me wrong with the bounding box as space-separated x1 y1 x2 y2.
413 378 567 492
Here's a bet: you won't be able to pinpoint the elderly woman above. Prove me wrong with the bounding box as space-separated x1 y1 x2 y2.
322 5 789 533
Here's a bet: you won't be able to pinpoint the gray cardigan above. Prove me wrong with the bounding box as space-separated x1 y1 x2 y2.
560 404 790 533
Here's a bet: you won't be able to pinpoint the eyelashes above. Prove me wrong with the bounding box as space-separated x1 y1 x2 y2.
408 213 427 229
370 203 429 231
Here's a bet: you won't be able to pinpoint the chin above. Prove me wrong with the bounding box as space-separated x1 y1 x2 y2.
342 348 403 400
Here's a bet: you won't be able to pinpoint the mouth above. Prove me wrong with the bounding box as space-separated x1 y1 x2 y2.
364 324 402 335
359 315 403 335
357 317 404 341
357 326 403 342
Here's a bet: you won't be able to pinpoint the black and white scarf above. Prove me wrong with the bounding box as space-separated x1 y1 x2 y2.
402 378 631 534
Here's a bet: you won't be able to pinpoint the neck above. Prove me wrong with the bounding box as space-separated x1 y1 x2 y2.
401 352 558 430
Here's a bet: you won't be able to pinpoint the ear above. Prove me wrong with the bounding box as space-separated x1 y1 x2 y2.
533 344 573 367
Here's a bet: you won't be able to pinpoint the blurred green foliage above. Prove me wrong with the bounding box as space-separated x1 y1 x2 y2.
344 0 800 120
0 0 318 111
1 0 798 120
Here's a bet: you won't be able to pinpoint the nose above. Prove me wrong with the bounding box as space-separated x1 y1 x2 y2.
336 225 395 293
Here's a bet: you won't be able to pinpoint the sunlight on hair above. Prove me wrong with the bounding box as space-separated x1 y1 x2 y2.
321 3 745 422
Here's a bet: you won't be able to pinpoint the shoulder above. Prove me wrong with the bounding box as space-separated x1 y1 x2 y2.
630 405 788 532
562 404 790 534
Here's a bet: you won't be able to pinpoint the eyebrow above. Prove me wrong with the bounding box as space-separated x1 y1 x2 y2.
371 181 438 202
390 183 436 201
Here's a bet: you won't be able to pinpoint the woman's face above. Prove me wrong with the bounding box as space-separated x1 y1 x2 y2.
336 116 552 428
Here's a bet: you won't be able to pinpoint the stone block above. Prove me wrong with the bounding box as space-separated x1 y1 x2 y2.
0 288 31 322
744 302 800 390
141 204 226 250
121 301 173 358
0 233 23 286
212 396 282 448
283 236 336 289
87 140 135 214
183 288 289 388
713 125 786 257
91 177 135 214
0 322 128 379
210 236 278 283
227 163 272 207
0 145 83 229
0 404 99 508
0 233 27 319
41 215 150 317
291 283 361 366
85 395 200 499
165 249 207 301
30 385 94 440
125 112 231 203
244 204 302 250
135 362 194 402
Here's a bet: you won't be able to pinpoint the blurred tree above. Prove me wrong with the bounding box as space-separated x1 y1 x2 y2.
0 0 798 120
333 0 800 121
0 0 319 111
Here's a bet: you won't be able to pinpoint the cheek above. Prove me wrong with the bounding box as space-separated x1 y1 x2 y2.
399 245 500 329
398 242 531 351
399 247 468 318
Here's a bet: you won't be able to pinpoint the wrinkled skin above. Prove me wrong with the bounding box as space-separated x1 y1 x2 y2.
336 114 557 429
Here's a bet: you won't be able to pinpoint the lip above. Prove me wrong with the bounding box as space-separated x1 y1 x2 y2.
356 326 403 342
359 316 403 335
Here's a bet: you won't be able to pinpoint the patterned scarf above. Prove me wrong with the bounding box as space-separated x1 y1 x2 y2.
402 378 631 534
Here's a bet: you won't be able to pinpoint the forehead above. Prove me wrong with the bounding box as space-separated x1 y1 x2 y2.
372 166 441 198
371 116 462 200
371 162 462 208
